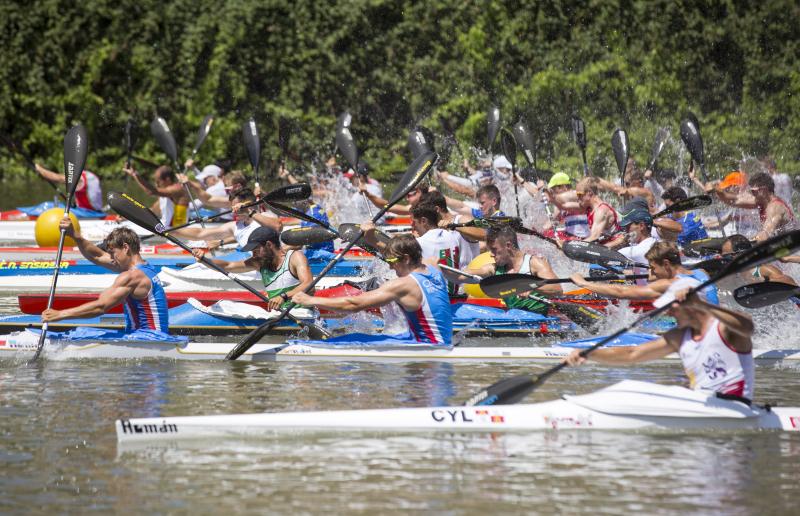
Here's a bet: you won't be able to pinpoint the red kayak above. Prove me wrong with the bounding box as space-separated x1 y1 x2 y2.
17 282 374 316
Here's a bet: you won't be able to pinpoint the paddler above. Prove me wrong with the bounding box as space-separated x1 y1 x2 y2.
125 165 190 227
41 219 170 333
34 163 103 212
565 277 756 403
569 241 720 305
192 226 312 311
716 172 797 241
291 235 453 346
441 226 561 316
574 178 619 244
169 188 282 251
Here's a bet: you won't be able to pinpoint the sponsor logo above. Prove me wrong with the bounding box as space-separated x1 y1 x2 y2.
0 260 72 269
154 223 167 233
543 414 593 429
119 419 178 435
431 408 507 425
248 120 257 135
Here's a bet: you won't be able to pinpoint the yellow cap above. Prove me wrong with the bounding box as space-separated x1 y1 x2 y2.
548 172 571 188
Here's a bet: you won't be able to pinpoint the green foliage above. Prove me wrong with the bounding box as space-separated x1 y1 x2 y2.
0 0 798 188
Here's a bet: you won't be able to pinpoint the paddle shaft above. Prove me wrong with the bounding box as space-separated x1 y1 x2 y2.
139 197 268 241
698 162 727 238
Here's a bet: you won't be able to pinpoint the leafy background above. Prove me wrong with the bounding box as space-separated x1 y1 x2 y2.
1 0 797 193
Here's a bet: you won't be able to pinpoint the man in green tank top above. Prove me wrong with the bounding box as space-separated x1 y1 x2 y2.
193 226 313 310
442 226 561 315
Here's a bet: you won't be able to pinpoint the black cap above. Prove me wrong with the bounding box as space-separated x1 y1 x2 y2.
241 226 280 251
619 197 653 227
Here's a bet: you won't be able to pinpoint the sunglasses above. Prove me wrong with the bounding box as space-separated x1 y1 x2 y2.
575 191 586 197
384 256 400 264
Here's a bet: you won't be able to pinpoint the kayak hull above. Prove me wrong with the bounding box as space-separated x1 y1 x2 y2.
114 380 800 443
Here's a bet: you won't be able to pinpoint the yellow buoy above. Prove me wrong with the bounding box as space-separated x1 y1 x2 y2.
34 208 80 247
463 251 496 298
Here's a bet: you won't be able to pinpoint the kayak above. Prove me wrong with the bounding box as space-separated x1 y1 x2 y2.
0 299 571 337
3 321 797 362
114 380 800 443
16 281 373 315
0 255 377 293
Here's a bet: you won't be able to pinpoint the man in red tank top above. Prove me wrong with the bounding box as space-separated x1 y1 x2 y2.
716 172 795 241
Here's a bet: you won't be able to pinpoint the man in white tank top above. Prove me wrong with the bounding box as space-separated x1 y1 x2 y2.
565 276 756 401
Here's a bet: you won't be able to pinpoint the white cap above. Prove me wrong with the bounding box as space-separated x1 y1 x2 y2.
493 155 512 170
196 164 222 182
653 276 703 309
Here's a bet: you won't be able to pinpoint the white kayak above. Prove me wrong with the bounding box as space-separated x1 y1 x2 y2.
3 329 799 363
115 380 800 443
0 218 170 244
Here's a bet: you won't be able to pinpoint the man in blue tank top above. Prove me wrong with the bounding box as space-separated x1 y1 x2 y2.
292 234 454 346
41 218 170 333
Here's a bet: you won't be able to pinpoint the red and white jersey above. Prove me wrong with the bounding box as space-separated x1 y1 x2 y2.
417 228 462 296
678 319 754 400
73 170 103 211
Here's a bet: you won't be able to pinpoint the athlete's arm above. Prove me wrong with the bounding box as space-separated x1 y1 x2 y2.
564 331 677 366
293 276 417 313
41 272 138 321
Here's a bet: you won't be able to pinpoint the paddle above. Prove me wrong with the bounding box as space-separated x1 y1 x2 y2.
733 281 800 309
226 150 438 360
487 105 501 151
107 191 330 339
408 126 433 160
512 119 536 167
687 253 733 274
648 127 670 172
500 128 521 216
562 240 649 270
140 183 311 241
680 118 726 237
335 121 373 216
150 116 204 226
333 111 352 155
267 201 389 260
30 125 88 363
437 265 604 328
278 116 291 177
571 115 588 176
0 132 68 202
124 119 137 169
653 194 712 219
242 117 261 189
465 228 800 406
611 128 629 186
191 115 214 159
479 272 650 297
280 226 338 247
445 216 560 247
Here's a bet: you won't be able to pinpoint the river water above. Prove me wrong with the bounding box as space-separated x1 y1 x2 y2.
2 324 799 513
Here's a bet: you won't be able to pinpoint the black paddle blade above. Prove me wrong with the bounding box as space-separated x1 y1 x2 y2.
654 194 712 218
335 126 359 170
63 125 89 200
242 118 261 174
479 273 536 298
124 119 137 158
512 119 536 166
549 299 604 329
611 128 629 180
683 237 728 259
733 281 799 309
107 191 165 234
280 226 337 246
268 200 331 230
339 223 391 246
487 105 501 150
500 129 517 170
337 111 352 130
193 115 214 155
387 151 437 206
680 119 704 167
718 230 800 280
464 374 537 406
648 127 670 171
408 126 433 160
262 182 311 202
150 117 179 164
562 240 629 268
686 111 701 132
278 116 291 156
571 115 587 150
